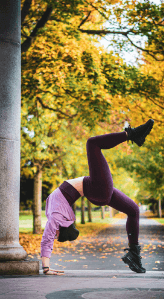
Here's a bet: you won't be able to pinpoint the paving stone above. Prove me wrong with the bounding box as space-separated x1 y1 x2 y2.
46 288 164 299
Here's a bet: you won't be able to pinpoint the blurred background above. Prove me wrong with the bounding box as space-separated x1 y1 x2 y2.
20 0 164 235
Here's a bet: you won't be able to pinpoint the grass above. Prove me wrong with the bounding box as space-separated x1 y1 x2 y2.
151 218 164 224
19 209 164 233
19 210 122 233
142 210 164 225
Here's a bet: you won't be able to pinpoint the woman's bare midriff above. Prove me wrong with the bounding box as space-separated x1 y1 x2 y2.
65 176 85 197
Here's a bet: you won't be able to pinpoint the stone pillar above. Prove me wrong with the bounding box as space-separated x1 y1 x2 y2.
0 0 27 260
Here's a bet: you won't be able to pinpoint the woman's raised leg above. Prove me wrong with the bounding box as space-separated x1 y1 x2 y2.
85 131 127 205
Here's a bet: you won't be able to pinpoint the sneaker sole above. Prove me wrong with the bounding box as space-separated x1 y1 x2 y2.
142 119 154 139
136 119 154 147
122 256 146 273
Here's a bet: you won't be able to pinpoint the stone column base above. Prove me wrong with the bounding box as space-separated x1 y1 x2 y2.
0 243 27 261
0 261 39 275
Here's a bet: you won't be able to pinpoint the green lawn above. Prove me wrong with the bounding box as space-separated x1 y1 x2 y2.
151 218 164 224
19 210 119 233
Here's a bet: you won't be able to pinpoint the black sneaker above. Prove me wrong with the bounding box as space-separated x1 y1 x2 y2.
122 244 146 273
125 119 154 147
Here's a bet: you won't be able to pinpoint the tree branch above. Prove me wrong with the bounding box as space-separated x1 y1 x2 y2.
37 87 63 98
126 35 164 61
79 28 164 61
135 103 164 124
79 28 130 36
21 5 53 53
86 1 109 22
21 0 32 25
42 154 67 169
147 97 164 110
78 11 92 28
37 97 78 119
21 130 36 147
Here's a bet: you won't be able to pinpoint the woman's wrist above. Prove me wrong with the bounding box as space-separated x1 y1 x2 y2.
42 256 50 268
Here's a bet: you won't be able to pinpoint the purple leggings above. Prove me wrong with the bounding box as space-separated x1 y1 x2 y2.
86 131 139 244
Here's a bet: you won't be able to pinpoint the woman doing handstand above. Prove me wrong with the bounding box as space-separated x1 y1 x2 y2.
41 119 154 275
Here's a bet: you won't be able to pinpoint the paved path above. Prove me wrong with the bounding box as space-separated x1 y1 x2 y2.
115 218 161 225
0 272 164 299
0 214 164 299
39 215 163 272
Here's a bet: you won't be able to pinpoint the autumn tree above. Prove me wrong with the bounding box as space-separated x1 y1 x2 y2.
21 17 113 233
114 45 164 217
115 139 164 217
21 0 164 61
78 0 164 61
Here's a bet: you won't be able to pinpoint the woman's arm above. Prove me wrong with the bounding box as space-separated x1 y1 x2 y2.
42 230 64 275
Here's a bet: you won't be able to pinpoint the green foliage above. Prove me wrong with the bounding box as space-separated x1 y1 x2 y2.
127 1 164 59
101 54 160 97
115 139 164 205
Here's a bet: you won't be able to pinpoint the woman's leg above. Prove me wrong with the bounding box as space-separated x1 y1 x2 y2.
109 188 139 245
85 119 154 202
85 131 146 273
85 131 127 205
109 190 146 273
86 131 127 184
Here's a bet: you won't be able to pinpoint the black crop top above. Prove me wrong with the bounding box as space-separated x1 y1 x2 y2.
59 176 110 207
59 181 81 206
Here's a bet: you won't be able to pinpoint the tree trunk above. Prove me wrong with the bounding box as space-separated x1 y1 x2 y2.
81 196 85 224
158 199 162 218
101 206 105 219
33 165 42 234
87 199 92 222
72 202 76 226
152 203 155 214
109 207 113 218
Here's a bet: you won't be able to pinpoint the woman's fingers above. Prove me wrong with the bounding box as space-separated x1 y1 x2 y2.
56 230 60 238
44 270 65 275
52 271 65 275
50 268 64 273
45 269 65 275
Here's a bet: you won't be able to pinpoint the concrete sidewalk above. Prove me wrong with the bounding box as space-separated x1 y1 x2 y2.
0 270 164 299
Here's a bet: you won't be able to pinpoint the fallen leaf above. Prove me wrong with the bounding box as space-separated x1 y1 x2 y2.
64 259 78 262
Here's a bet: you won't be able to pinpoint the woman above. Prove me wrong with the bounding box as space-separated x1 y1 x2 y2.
41 119 154 275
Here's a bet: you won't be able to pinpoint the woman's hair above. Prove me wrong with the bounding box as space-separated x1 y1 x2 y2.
58 224 79 242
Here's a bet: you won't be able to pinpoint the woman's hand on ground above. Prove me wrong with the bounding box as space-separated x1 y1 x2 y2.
44 268 64 275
